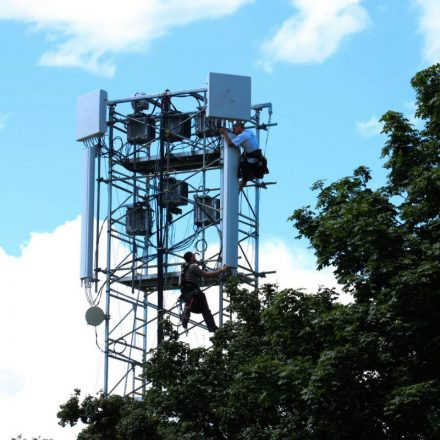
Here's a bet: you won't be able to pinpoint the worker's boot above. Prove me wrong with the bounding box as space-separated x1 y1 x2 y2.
181 305 191 329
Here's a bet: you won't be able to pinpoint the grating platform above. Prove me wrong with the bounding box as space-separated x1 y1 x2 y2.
117 272 222 291
122 149 222 175
118 272 180 291
116 270 260 292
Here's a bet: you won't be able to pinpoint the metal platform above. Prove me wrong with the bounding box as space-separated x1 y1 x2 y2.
122 150 221 175
117 271 255 292
118 272 221 291
118 272 181 291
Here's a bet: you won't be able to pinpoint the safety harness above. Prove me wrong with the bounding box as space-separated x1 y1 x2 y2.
179 263 201 309
179 263 198 292
240 149 269 180
242 149 263 160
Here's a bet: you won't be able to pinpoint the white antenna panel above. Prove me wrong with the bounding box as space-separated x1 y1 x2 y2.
76 89 108 142
80 145 96 284
207 73 251 121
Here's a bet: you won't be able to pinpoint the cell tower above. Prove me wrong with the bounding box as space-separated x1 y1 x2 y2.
76 73 275 397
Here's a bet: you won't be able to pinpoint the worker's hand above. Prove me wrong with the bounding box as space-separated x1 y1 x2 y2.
217 127 227 134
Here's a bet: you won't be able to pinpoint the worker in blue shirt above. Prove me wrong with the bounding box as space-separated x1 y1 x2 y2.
219 122 268 191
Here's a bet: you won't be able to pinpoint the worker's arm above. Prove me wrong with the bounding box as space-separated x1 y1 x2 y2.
218 128 237 148
200 265 229 278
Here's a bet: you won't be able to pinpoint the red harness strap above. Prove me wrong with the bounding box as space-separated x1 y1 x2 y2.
186 296 195 310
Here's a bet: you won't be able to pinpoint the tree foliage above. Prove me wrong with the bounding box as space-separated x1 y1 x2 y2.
58 65 440 439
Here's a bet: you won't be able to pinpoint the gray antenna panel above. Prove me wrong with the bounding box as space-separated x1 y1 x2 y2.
76 89 108 141
207 73 251 120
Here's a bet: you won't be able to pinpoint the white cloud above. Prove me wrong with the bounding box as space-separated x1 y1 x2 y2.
0 218 344 438
356 114 383 137
0 113 10 131
415 0 440 64
0 218 101 440
0 0 251 77
357 103 425 138
404 100 417 112
260 237 347 301
259 0 370 71
0 368 23 394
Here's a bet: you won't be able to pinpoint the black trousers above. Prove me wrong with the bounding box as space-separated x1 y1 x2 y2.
239 154 268 181
180 288 217 332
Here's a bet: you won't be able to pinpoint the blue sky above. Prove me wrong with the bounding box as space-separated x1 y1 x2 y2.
0 0 436 256
1 1 439 438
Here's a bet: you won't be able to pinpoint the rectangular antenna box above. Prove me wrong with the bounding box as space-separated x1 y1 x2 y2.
194 196 220 227
160 177 189 207
126 203 152 236
76 89 108 142
207 72 251 121
163 112 192 143
127 114 156 144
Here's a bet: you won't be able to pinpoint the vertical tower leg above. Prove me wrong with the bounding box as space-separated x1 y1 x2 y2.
104 106 115 396
255 110 261 290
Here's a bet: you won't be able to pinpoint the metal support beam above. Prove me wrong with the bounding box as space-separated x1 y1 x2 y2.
104 105 115 395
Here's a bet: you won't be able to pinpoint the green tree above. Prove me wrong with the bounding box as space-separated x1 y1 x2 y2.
288 63 440 439
59 64 440 439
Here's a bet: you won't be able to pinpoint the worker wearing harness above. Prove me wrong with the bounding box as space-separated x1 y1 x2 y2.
219 122 269 191
179 251 228 332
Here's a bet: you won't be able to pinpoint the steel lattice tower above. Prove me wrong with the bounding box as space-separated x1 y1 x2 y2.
77 78 275 397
